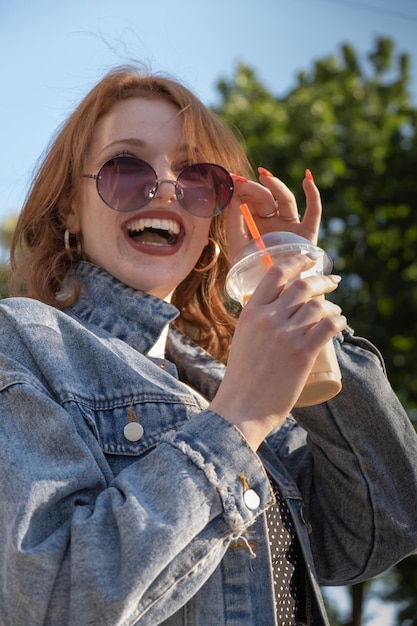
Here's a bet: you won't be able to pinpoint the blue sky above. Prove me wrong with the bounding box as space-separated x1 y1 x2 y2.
1 0 417 224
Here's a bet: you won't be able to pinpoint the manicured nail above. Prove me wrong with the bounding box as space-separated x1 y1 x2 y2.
305 169 314 182
231 174 249 183
258 166 274 178
329 274 342 284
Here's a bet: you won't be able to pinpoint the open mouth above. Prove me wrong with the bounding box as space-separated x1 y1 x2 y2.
125 217 181 246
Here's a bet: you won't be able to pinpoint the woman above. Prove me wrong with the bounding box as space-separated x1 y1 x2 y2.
1 66 416 625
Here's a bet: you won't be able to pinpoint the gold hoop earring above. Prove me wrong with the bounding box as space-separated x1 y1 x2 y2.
194 237 220 273
64 229 82 254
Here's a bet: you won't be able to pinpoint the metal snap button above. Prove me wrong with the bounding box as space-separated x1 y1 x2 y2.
243 489 261 511
123 422 144 442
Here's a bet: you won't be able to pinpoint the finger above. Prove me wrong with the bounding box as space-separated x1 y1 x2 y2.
288 298 343 331
244 254 319 307
258 167 300 222
299 310 347 350
231 175 278 219
301 171 322 244
269 274 343 337
250 264 342 309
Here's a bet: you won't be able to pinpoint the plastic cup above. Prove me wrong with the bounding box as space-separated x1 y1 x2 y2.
225 232 342 407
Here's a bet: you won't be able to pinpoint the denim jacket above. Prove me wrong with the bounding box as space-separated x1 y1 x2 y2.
0 261 416 626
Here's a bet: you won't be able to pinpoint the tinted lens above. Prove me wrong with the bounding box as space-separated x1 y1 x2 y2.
97 156 156 212
177 163 233 217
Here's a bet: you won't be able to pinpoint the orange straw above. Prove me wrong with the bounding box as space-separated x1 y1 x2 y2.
239 203 274 269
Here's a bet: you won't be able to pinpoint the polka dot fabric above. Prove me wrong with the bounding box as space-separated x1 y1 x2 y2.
266 481 304 625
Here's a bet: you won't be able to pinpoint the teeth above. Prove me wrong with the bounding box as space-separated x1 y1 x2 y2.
126 217 180 235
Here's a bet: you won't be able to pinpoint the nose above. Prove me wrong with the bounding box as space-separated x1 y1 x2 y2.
154 178 184 202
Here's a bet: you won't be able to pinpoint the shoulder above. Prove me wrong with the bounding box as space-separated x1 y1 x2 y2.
0 297 69 334
0 296 55 319
0 297 79 352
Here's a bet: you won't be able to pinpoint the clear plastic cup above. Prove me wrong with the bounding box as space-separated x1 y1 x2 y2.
225 232 342 407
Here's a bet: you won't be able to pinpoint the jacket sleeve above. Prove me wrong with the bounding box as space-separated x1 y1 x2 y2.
0 356 273 625
275 327 417 586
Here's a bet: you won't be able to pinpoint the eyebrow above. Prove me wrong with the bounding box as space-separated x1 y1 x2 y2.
100 138 203 160
100 138 147 155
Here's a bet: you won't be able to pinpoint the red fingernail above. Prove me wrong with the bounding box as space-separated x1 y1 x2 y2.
258 166 274 178
232 174 249 183
305 169 314 182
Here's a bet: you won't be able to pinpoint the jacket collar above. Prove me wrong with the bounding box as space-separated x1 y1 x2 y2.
64 262 179 355
65 262 226 400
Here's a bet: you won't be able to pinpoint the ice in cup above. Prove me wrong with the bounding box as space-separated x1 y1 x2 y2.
225 232 342 407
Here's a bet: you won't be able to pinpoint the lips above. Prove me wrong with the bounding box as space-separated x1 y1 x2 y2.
123 212 185 255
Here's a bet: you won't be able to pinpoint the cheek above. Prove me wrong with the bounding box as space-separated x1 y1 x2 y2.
190 224 213 270
191 231 211 264
77 182 111 230
195 220 211 248
78 203 120 259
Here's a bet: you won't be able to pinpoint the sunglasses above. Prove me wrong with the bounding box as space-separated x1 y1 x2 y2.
83 155 234 218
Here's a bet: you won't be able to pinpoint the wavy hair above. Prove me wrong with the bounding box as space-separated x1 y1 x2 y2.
10 66 252 362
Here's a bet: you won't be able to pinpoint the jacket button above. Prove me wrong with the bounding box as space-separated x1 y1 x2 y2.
124 422 144 442
243 489 261 510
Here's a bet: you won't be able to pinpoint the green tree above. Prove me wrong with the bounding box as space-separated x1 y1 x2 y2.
214 36 417 624
215 37 417 419
0 215 15 298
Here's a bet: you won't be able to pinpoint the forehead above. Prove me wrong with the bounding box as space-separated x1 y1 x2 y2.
89 97 184 157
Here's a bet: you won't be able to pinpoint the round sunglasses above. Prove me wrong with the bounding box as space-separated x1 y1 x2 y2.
82 155 234 218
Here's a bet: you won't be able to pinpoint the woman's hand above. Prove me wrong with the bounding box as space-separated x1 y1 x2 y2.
210 252 347 451
227 168 321 263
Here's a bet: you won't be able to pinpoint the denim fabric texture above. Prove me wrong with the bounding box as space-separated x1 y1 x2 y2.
0 261 416 626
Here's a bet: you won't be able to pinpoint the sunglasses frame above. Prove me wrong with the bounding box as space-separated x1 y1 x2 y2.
83 155 234 218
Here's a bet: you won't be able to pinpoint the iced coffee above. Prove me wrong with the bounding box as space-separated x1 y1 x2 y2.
225 232 342 407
